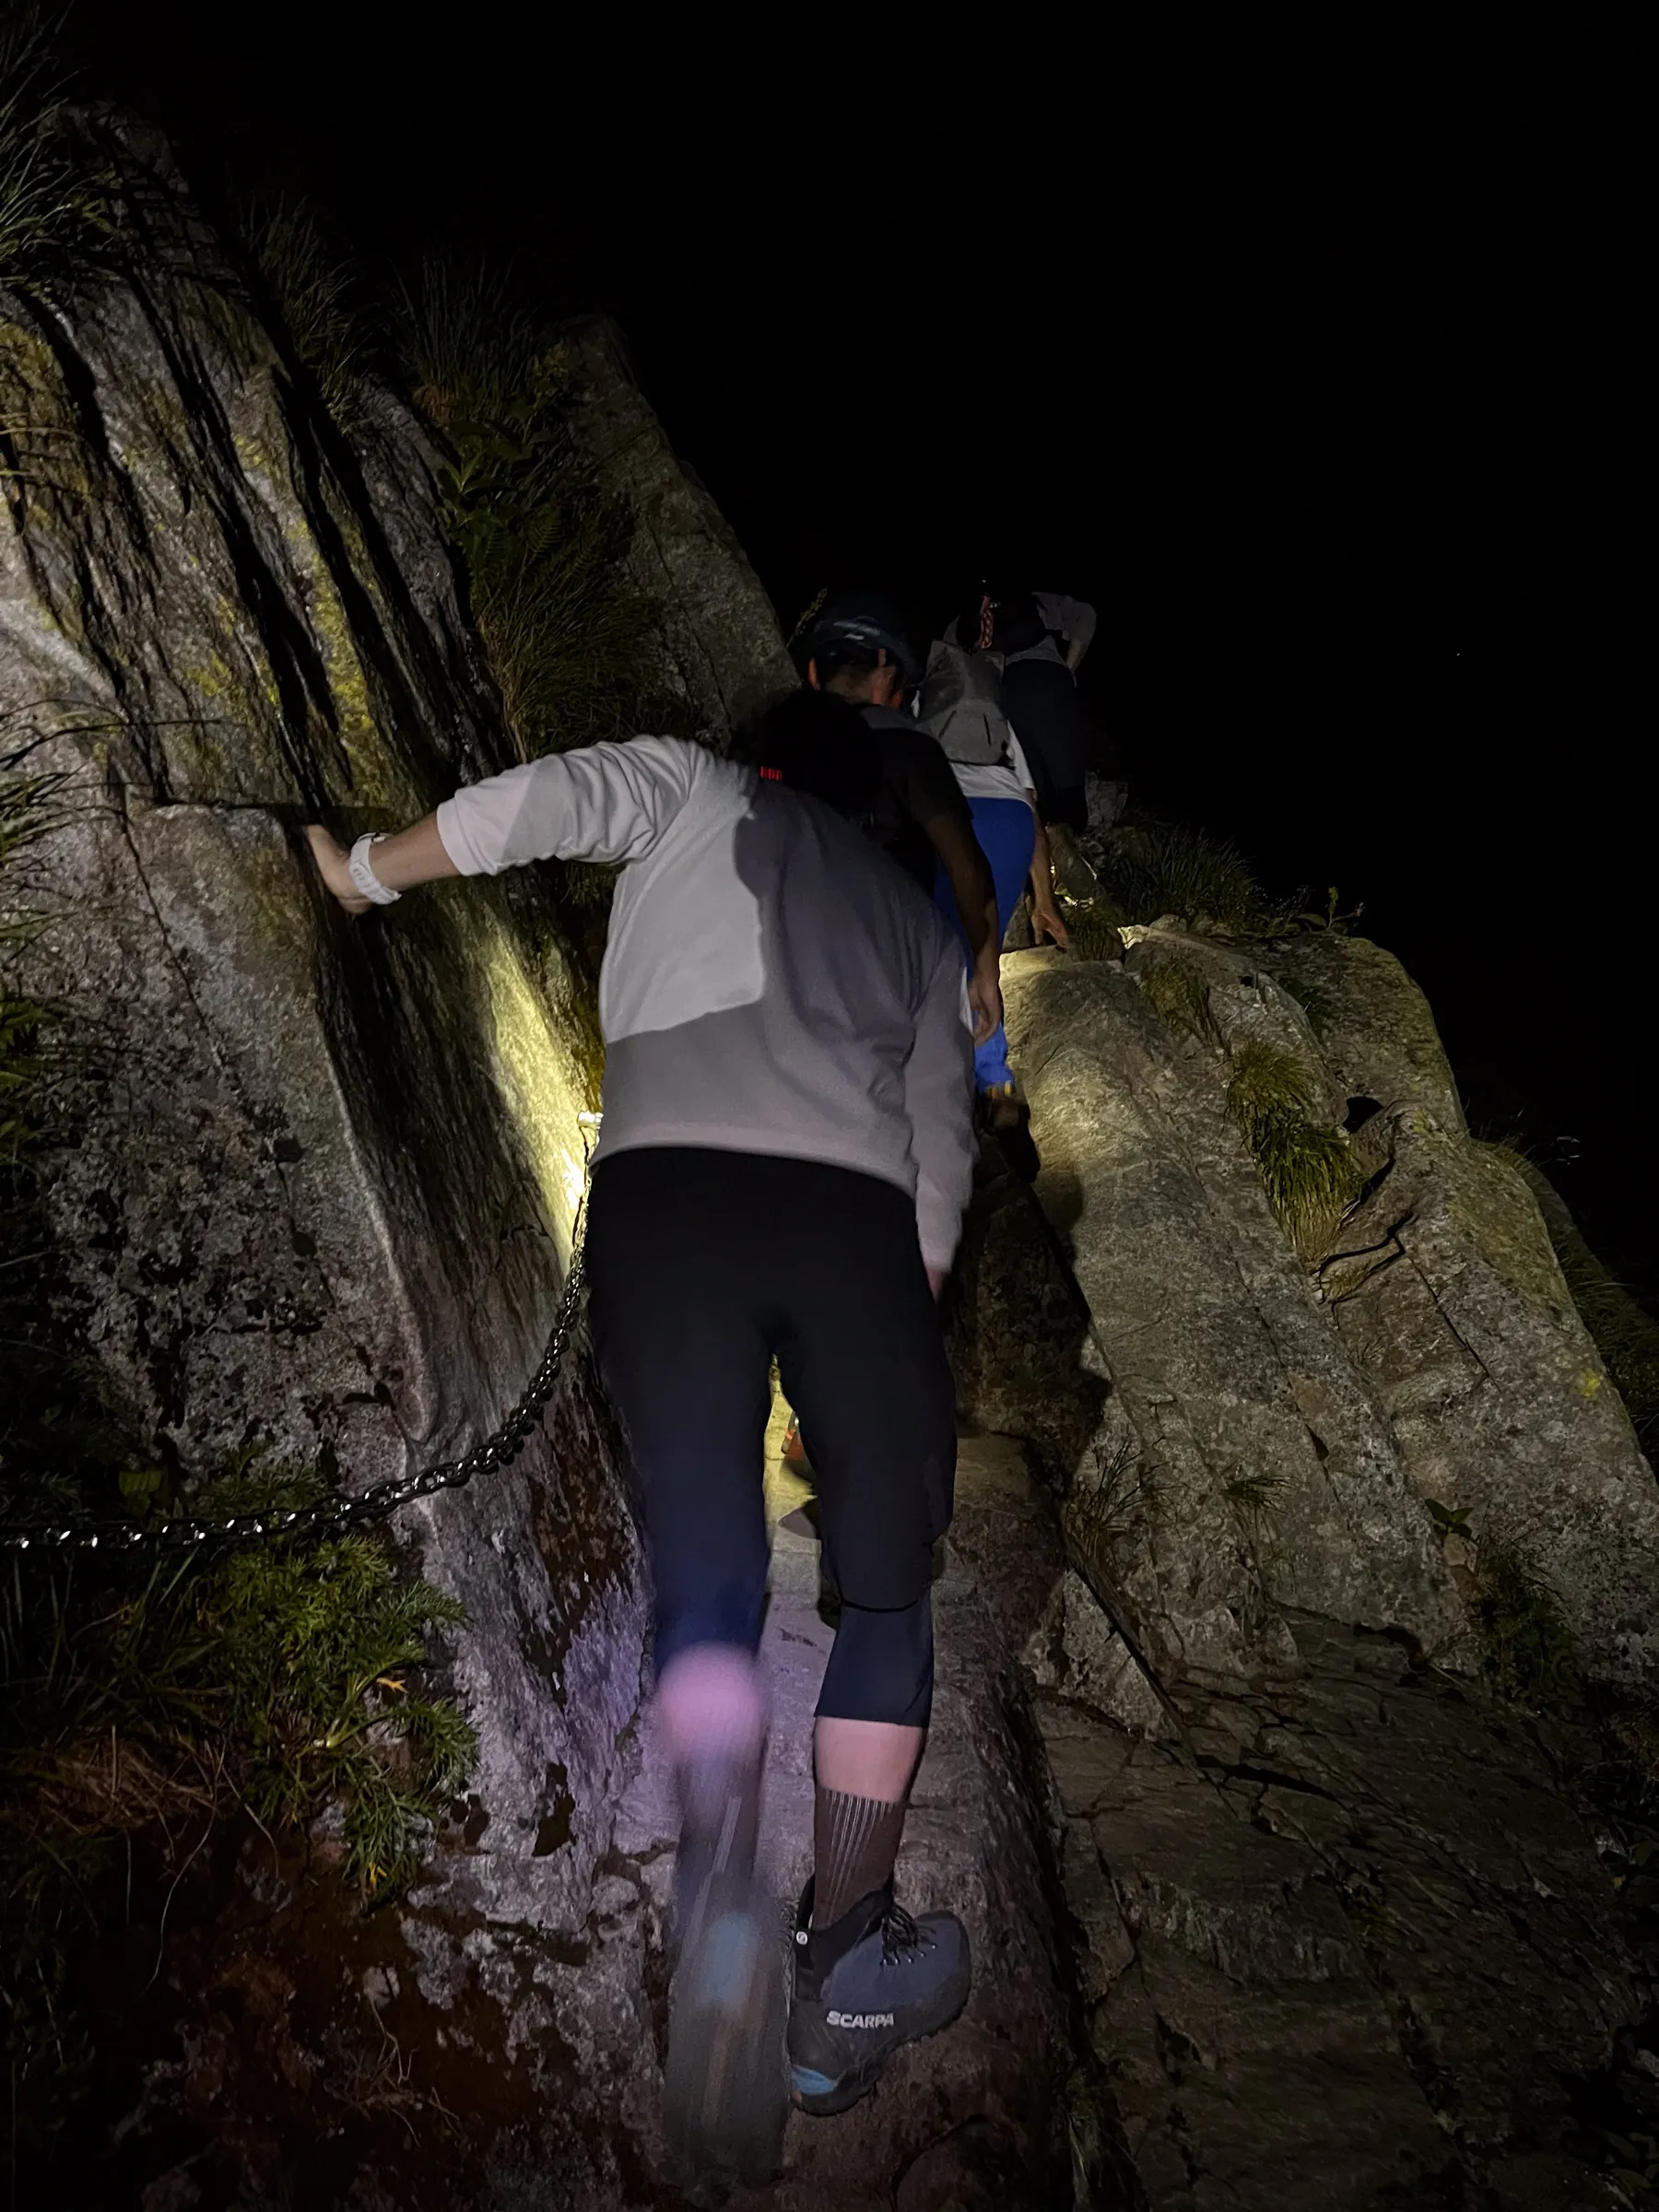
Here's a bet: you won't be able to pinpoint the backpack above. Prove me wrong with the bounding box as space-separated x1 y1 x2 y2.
917 639 1013 767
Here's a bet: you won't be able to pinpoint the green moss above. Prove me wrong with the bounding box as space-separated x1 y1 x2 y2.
1444 1138 1568 1313
0 318 92 516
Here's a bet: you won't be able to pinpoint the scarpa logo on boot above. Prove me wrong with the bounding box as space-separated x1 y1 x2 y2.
827 2009 896 2030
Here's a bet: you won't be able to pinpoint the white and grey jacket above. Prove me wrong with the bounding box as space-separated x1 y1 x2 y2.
436 736 977 1269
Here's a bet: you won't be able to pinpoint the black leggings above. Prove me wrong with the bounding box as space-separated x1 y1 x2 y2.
584 1147 956 1727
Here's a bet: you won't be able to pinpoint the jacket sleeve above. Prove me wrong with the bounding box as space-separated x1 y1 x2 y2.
435 735 701 875
902 940 977 1271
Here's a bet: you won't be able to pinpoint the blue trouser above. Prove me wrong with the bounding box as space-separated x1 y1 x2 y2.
935 796 1034 1091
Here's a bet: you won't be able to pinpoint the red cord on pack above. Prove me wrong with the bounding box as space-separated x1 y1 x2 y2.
975 593 994 652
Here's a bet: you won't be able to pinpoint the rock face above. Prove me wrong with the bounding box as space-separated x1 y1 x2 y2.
958 929 1658 2206
6 127 1656 2212
2 135 671 2199
562 314 798 735
1038 1609 1637 2210
994 931 1659 1697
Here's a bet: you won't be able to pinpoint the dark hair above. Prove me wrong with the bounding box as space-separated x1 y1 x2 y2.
747 688 882 819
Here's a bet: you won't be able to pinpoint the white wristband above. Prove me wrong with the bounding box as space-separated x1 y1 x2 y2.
347 833 400 906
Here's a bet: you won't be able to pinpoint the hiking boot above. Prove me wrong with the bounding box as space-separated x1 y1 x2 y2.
982 1083 1040 1182
663 1759 787 2179
788 1877 971 2116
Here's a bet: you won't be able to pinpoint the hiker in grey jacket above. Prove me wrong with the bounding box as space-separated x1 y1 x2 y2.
305 725 975 2172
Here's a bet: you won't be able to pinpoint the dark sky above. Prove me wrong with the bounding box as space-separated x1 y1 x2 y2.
58 12 1654 1288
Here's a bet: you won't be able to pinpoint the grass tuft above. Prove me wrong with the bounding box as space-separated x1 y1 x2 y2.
1095 818 1266 932
245 199 370 425
394 263 653 759
1139 955 1218 1043
1277 971 1335 1039
1072 1437 1162 1553
0 10 111 295
1226 1040 1362 1248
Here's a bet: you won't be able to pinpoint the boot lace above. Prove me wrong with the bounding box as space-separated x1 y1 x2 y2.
878 1900 933 1968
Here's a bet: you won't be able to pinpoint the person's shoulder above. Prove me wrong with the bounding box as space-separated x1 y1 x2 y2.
855 703 919 737
856 712 940 771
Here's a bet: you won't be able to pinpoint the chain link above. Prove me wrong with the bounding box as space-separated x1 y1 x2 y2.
0 1247 586 1556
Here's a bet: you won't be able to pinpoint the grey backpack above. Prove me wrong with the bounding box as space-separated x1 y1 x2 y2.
917 640 1013 768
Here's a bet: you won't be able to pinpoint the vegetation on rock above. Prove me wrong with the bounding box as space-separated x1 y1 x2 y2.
1092 817 1270 932
1225 1038 1362 1248
0 8 110 297
394 261 652 760
245 197 370 425
1 771 476 2159
1138 953 1219 1044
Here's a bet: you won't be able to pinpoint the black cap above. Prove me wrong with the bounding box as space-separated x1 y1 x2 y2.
796 588 920 687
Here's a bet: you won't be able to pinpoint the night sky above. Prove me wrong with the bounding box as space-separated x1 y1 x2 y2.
57 13 1653 1289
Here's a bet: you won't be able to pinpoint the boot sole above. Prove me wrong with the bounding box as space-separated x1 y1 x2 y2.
665 1892 789 2177
790 1957 972 2117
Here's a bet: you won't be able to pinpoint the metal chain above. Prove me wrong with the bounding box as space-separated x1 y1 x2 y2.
0 1246 586 1556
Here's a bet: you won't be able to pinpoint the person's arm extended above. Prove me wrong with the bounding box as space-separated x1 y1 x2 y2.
304 736 700 913
903 947 977 1284
306 814 457 912
1028 807 1069 947
925 806 1002 1043
1035 592 1097 672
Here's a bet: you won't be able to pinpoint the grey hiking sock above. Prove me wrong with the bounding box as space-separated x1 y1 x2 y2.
811 1787 907 1928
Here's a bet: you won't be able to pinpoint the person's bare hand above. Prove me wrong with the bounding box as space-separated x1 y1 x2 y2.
1031 900 1070 949
926 1265 947 1300
306 824 371 915
967 959 1003 1045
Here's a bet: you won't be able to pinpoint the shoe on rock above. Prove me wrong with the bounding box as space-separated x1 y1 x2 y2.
788 1878 971 2117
